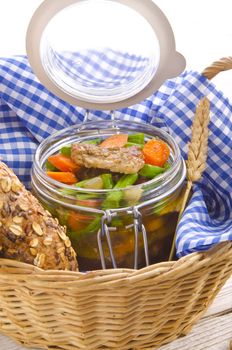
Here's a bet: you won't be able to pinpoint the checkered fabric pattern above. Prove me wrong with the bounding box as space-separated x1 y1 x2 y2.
0 55 231 257
53 49 149 88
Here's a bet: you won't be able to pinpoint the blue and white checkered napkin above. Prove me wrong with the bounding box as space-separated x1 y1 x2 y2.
0 54 231 257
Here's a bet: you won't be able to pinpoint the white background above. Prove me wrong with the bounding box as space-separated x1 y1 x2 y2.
0 0 232 98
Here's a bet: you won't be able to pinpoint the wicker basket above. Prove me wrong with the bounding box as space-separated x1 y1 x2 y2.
0 58 232 350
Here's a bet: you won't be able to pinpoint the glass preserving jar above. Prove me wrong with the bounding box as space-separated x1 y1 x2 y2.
31 120 186 271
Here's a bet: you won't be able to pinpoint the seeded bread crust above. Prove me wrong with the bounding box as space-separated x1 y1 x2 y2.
0 161 78 271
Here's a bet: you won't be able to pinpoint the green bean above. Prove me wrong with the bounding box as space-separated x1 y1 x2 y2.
74 179 91 188
69 216 102 239
114 174 139 189
60 146 71 157
128 133 145 145
60 188 77 197
60 187 97 199
139 164 166 178
102 174 138 209
101 174 114 189
102 190 122 210
45 160 58 171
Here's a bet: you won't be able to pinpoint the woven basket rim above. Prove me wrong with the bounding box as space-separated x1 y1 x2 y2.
0 241 231 285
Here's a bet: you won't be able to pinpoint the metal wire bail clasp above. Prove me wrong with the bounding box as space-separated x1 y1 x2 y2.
127 207 149 269
97 210 117 269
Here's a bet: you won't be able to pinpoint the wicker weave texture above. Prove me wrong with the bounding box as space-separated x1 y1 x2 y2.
0 242 231 350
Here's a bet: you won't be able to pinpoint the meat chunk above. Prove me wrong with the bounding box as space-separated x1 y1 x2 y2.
71 143 144 174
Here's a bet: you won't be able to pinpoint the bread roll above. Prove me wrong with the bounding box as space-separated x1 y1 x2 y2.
0 161 78 271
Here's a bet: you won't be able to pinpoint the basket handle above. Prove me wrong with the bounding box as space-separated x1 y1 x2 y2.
202 57 232 80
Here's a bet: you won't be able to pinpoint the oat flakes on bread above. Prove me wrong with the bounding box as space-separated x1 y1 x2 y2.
0 161 78 271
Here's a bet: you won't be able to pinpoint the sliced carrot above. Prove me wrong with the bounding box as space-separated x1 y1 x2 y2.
100 134 128 148
142 139 170 167
48 154 79 172
46 171 78 184
67 211 94 231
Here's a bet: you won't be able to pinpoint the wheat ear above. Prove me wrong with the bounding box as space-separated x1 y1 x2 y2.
168 97 210 261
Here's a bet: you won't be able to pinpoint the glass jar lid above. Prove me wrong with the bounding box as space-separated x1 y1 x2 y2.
26 0 186 110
